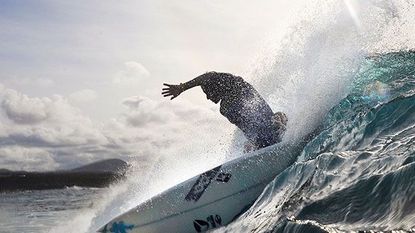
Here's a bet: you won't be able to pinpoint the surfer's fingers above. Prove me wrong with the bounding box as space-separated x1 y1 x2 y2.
163 83 173 87
163 93 173 97
162 90 170 95
162 87 170 91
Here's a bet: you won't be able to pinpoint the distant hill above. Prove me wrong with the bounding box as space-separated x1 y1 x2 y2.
70 159 129 173
0 168 11 174
0 159 130 192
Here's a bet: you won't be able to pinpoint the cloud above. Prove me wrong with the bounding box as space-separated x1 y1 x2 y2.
1 89 50 124
121 96 172 127
0 87 106 146
122 95 151 110
113 61 151 86
0 84 110 171
0 146 59 171
0 83 234 172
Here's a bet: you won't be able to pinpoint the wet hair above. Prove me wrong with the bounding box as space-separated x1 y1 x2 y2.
200 73 225 102
200 72 242 100
201 81 221 96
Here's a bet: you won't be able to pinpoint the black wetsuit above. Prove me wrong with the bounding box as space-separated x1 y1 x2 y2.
200 72 284 148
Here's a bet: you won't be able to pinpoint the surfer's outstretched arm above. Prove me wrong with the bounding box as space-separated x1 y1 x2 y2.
162 72 218 100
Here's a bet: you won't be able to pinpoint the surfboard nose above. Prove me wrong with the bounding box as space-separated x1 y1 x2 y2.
96 224 108 233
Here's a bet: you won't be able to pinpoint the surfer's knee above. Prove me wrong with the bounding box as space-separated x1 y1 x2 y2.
272 112 288 127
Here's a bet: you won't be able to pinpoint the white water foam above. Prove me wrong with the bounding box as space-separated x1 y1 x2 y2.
248 0 415 142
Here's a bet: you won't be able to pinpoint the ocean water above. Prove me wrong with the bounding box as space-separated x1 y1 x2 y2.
0 187 104 233
220 50 415 233
1 1 415 233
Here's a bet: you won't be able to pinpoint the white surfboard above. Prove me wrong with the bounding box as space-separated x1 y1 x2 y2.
97 140 306 233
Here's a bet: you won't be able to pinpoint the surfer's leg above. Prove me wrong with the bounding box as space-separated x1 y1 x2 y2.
244 141 257 153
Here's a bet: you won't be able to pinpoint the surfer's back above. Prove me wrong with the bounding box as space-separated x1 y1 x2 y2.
162 71 287 150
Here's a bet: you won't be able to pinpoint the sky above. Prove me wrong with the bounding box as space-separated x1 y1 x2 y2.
0 0 299 171
0 0 296 117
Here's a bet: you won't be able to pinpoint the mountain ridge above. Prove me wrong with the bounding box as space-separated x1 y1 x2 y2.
0 159 129 192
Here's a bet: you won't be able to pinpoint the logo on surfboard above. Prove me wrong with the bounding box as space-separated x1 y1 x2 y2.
185 166 232 202
193 214 222 232
100 221 135 233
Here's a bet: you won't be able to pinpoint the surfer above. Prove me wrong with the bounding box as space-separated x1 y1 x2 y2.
162 71 287 151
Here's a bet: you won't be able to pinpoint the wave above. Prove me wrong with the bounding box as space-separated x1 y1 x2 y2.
221 50 415 232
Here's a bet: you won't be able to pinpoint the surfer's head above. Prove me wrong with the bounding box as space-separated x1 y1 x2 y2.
200 75 224 104
201 84 221 103
199 71 238 104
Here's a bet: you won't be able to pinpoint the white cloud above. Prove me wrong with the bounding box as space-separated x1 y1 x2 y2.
0 146 59 171
122 95 153 110
0 83 234 171
1 89 50 124
121 96 172 127
0 84 110 170
0 87 105 146
113 61 150 86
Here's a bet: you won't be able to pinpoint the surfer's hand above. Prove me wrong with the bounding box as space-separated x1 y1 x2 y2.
162 83 184 100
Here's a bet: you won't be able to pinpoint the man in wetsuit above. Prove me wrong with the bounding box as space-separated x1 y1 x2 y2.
162 71 287 151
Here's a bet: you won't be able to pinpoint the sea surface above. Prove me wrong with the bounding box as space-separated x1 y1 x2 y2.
0 187 103 233
1 50 414 233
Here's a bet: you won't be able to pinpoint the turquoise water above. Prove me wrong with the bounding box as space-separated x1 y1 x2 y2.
223 51 415 232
